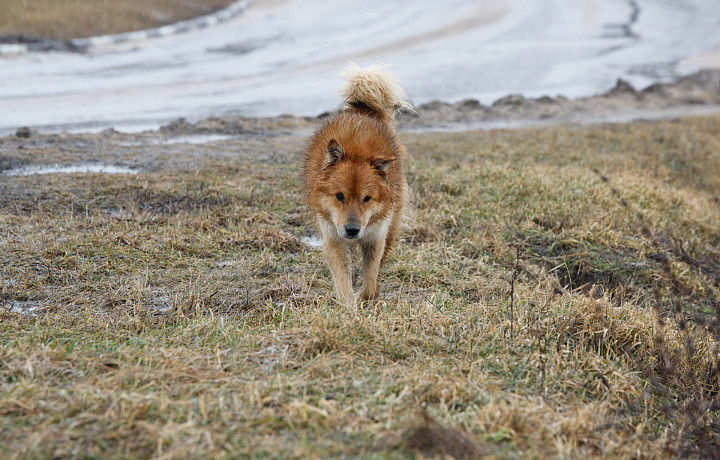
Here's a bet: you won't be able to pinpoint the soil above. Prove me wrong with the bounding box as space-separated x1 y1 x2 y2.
394 69 720 131
153 69 720 136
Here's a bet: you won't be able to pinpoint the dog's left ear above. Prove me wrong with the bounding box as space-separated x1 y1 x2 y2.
326 140 344 166
371 158 394 173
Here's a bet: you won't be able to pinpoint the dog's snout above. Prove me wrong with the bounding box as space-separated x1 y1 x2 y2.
344 223 361 238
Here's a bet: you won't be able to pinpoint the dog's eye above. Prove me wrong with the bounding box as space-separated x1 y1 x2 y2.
336 193 344 202
363 195 371 203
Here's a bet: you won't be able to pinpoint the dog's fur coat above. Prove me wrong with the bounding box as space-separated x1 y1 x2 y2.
303 64 412 308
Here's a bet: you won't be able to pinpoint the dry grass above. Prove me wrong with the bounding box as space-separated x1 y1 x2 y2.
0 0 236 40
1 115 719 458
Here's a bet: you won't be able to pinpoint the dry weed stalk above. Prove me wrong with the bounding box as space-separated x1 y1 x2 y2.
508 245 520 343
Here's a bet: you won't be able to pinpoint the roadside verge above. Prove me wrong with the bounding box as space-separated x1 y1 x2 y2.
0 0 250 56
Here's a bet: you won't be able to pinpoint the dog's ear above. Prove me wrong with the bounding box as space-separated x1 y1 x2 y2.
371 158 394 172
325 140 344 166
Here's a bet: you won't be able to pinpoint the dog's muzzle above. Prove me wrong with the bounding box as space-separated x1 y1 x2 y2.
344 223 361 239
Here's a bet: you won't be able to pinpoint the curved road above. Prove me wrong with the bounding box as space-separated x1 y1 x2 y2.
1 0 720 134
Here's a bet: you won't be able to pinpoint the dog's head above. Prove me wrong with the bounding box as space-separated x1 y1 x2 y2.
318 139 394 240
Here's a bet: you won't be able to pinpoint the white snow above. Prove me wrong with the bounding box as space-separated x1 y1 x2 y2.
300 235 323 248
4 301 43 316
3 164 137 176
1 0 720 135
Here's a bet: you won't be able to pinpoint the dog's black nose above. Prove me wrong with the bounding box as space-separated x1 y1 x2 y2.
345 224 361 238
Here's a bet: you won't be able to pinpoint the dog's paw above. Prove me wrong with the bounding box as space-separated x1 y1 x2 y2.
356 287 379 303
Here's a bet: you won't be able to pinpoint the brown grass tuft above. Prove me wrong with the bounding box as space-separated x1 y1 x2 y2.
1 115 719 457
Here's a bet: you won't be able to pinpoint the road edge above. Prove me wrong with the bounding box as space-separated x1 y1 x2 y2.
0 0 250 56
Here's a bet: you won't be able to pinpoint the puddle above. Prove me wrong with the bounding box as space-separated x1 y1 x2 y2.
118 134 236 146
3 163 138 176
161 134 236 145
300 235 322 248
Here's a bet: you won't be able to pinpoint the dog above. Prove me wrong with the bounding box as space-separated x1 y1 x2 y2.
303 63 412 309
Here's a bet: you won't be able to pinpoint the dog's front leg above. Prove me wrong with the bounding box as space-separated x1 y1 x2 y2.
323 239 355 308
358 236 386 302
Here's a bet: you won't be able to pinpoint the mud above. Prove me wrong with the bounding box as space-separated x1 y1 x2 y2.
0 33 84 52
151 70 720 135
394 70 720 131
158 115 316 136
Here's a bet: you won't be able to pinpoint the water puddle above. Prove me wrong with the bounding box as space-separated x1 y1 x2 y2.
118 134 236 146
3 163 138 176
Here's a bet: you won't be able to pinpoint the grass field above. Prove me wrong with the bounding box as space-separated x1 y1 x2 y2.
1 115 719 458
0 0 236 40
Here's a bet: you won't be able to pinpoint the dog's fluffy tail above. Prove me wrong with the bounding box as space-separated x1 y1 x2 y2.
338 63 413 121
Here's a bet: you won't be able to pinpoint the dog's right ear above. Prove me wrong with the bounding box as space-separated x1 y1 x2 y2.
325 140 344 166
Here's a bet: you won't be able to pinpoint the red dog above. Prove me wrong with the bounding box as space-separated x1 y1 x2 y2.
303 64 412 308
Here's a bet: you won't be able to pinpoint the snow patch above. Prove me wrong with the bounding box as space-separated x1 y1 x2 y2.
4 300 44 316
300 235 323 248
3 164 138 176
